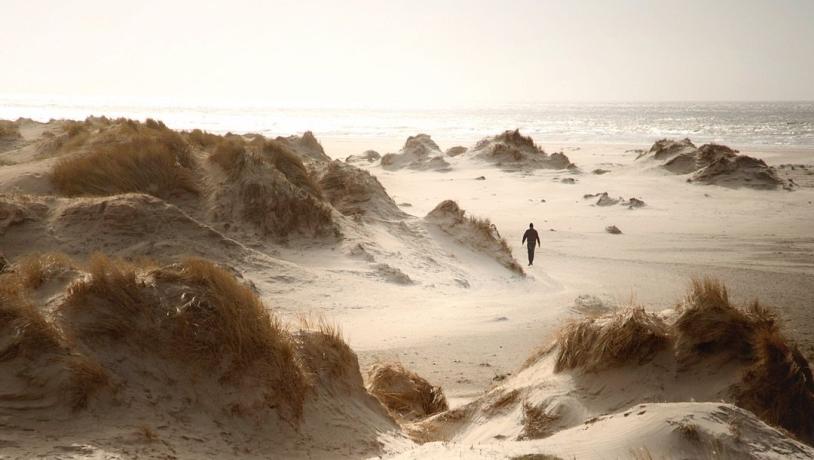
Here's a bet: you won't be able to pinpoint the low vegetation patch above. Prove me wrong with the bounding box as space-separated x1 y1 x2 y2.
58 254 308 417
536 276 814 445
735 326 814 445
209 137 247 174
51 119 198 198
13 252 76 290
0 120 21 140
554 307 669 372
209 138 336 240
0 260 109 411
366 362 448 421
184 128 222 149
673 277 776 363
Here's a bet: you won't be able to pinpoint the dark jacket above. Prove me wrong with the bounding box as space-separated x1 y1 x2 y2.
522 228 541 248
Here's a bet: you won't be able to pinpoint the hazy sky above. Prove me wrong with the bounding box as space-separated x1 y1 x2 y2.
2 0 813 108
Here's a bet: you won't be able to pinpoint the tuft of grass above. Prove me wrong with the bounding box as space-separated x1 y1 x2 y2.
185 129 222 149
367 361 449 421
673 420 701 442
65 357 110 411
0 267 109 411
51 120 198 198
262 140 322 197
295 315 359 381
14 252 75 290
0 120 22 140
554 307 669 372
735 325 814 445
60 255 308 418
60 253 149 340
0 272 63 360
673 277 776 363
209 137 247 174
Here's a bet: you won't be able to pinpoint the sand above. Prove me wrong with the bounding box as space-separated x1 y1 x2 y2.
1 119 813 459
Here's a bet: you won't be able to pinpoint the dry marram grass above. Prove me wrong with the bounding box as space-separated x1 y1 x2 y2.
554 307 669 372
673 277 775 363
533 276 814 445
14 252 75 290
0 120 21 140
51 119 198 197
367 362 449 421
59 254 309 417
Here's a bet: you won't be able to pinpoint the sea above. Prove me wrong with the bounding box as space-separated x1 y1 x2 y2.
2 98 813 157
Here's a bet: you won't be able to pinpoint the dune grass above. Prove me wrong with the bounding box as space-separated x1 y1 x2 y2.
209 137 247 174
65 358 110 410
185 128 222 149
735 325 814 445
262 140 322 197
0 272 63 360
51 120 198 198
554 307 670 372
366 361 448 421
14 252 76 290
0 120 21 140
0 264 110 410
673 277 776 363
59 254 308 417
535 276 814 445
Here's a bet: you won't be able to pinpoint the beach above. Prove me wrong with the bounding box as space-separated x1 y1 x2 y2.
1 116 813 458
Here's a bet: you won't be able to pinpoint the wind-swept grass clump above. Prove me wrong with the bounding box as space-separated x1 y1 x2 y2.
59 254 308 417
263 140 322 197
154 258 300 376
366 362 448 421
0 272 63 360
0 120 21 141
14 252 76 290
531 275 814 445
735 326 814 445
673 277 776 363
209 137 247 174
0 265 110 411
209 137 336 240
554 307 669 372
185 128 222 149
51 119 198 198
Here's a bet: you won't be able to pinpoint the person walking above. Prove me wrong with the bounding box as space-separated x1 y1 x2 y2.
521 223 541 266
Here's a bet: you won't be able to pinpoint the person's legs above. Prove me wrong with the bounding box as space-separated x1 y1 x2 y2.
527 244 535 266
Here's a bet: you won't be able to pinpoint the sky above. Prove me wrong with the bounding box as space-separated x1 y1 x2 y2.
1 0 813 108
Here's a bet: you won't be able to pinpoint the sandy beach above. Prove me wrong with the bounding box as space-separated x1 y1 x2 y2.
1 116 813 459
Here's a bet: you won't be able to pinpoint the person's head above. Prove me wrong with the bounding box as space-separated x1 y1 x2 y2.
529 223 534 228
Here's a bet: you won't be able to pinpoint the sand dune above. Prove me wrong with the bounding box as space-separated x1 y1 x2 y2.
468 129 575 171
1 117 813 459
639 138 792 189
381 134 450 171
0 254 407 459
402 279 814 457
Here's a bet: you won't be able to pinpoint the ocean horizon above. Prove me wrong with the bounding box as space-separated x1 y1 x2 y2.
2 97 813 157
